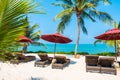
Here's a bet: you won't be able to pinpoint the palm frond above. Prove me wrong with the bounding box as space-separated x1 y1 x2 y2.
94 39 103 46
55 0 73 5
54 8 74 21
114 21 118 28
82 11 96 22
94 39 115 47
80 17 88 34
78 2 96 10
52 3 71 9
22 17 44 51
101 0 111 5
31 42 47 48
0 0 40 55
30 31 41 41
29 24 39 32
90 0 111 5
89 10 113 25
118 22 120 29
57 14 72 33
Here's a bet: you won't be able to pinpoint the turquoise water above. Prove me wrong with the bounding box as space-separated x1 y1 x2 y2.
22 44 115 54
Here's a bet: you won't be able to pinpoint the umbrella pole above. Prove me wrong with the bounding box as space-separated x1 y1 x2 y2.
54 42 56 57
22 43 26 54
115 40 117 61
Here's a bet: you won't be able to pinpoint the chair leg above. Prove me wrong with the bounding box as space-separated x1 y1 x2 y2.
114 71 117 75
99 66 101 73
42 65 45 67
34 63 36 67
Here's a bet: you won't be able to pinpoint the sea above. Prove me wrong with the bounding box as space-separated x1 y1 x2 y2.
20 44 115 54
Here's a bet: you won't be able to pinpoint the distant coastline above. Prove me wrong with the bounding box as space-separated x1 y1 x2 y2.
19 44 114 54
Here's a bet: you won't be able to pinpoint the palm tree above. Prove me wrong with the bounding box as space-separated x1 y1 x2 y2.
94 21 120 44
53 0 113 57
0 0 41 61
22 17 45 53
94 21 120 52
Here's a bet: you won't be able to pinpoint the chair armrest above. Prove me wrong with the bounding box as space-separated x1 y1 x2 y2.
49 57 53 61
112 62 119 68
66 59 70 63
52 59 56 64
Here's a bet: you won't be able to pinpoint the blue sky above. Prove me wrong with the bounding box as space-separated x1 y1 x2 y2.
28 0 120 44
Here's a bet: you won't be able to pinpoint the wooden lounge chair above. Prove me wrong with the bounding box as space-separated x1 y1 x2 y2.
98 57 117 75
17 54 35 63
52 56 70 69
85 55 100 73
10 53 36 64
34 54 53 67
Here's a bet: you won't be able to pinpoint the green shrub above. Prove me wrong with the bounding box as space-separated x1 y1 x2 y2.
68 51 89 55
57 52 66 54
92 52 115 56
77 52 89 55
0 52 15 61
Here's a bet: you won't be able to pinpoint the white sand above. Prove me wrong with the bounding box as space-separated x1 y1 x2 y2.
0 54 120 80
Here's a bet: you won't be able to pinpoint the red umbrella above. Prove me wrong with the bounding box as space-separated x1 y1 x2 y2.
95 28 120 40
18 36 33 53
95 28 120 60
19 36 33 43
41 32 72 57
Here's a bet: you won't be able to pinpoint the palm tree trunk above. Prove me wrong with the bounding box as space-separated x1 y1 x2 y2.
74 12 81 58
114 40 117 60
23 43 27 54
117 41 120 56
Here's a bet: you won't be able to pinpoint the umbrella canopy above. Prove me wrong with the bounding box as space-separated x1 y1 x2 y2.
95 28 120 40
41 32 72 43
95 28 120 60
41 32 72 57
19 36 33 43
18 36 33 53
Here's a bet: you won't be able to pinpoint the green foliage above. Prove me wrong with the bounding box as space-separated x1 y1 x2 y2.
94 40 115 47
57 52 68 54
69 51 89 55
92 52 115 56
43 51 89 55
24 17 41 42
0 0 41 61
53 0 113 33
0 52 16 61
53 0 113 56
77 52 89 55
94 21 120 48
22 17 46 53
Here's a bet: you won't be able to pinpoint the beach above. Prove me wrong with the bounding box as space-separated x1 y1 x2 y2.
0 54 120 80
0 0 120 80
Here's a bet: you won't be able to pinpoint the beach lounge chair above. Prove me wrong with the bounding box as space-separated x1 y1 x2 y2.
34 54 53 67
10 53 36 64
52 56 70 69
85 55 100 73
98 57 117 75
18 54 35 62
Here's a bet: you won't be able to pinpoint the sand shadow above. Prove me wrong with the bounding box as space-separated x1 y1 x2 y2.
31 77 47 80
70 60 77 64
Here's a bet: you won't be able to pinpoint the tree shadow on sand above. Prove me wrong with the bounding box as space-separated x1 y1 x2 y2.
70 60 77 64
31 77 47 80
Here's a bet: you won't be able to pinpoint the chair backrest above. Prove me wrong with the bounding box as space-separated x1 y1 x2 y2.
85 55 99 66
98 57 115 67
38 54 49 61
54 56 67 64
16 54 26 60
